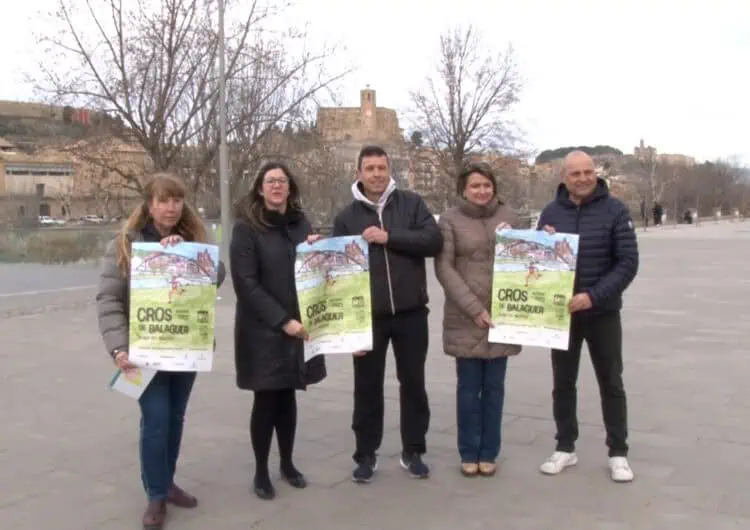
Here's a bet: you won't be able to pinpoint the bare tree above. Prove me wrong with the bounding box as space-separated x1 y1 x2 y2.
673 160 748 217
409 25 522 209
622 152 683 207
35 0 350 199
295 141 355 230
235 126 354 228
223 37 351 200
54 176 79 220
56 133 153 197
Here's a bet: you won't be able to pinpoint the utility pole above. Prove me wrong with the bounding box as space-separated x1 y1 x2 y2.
218 0 231 268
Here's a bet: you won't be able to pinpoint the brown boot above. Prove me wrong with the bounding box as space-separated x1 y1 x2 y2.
167 484 198 508
142 500 166 529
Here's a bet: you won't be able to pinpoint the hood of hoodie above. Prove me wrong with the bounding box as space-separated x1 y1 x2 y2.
555 177 609 208
351 177 397 214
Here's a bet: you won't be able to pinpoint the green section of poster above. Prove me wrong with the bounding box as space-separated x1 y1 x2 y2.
488 228 578 350
295 236 373 361
128 242 219 371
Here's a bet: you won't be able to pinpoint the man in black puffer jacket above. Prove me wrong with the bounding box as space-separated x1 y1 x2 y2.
333 145 443 484
536 151 639 483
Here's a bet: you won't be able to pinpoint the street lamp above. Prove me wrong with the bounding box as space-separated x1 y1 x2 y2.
218 0 231 268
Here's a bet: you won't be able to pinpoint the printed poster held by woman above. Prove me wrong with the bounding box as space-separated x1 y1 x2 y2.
96 172 226 529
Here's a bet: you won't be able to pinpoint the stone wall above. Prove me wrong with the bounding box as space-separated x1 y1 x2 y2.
317 108 361 142
374 108 401 142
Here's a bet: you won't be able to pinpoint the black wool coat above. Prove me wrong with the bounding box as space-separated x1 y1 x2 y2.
229 210 326 391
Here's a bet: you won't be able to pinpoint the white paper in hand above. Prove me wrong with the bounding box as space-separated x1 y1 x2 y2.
109 367 157 399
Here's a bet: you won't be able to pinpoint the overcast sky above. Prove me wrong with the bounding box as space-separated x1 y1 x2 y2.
2 0 748 164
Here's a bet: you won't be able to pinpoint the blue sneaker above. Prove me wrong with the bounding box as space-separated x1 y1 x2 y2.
352 456 378 483
400 452 430 479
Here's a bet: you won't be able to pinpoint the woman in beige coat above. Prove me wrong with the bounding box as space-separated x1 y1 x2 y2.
434 165 522 477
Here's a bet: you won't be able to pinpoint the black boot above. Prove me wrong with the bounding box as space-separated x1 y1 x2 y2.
253 473 275 500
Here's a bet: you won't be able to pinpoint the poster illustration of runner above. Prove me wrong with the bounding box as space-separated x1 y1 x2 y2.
128 242 219 371
294 236 372 361
488 228 579 350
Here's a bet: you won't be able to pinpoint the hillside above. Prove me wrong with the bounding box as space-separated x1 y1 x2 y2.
0 116 90 150
535 145 623 164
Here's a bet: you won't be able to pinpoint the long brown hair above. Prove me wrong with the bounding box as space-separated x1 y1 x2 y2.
115 172 208 276
233 162 303 230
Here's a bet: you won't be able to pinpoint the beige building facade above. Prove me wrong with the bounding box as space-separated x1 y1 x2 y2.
316 87 404 146
0 136 147 222
634 138 695 166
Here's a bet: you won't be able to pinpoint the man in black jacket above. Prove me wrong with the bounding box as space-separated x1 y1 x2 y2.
536 151 639 483
333 145 443 483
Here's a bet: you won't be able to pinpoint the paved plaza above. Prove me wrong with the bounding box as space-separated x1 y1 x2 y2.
1 220 749 529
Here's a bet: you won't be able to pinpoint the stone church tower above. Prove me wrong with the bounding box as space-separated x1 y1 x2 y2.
315 86 403 145
360 86 376 138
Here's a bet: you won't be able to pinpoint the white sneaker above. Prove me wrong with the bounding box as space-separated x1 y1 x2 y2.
540 451 578 475
609 457 634 482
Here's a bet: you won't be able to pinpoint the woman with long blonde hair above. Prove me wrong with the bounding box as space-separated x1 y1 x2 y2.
96 172 225 529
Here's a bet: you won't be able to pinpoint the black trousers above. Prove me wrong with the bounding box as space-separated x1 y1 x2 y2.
551 310 628 457
352 308 430 463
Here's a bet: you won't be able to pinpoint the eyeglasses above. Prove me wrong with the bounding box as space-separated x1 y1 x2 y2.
264 178 289 186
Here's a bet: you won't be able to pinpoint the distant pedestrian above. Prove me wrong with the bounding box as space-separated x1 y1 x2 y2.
652 202 663 226
640 199 648 227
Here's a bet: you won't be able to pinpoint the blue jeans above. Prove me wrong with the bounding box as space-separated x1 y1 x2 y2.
138 371 196 501
456 357 508 463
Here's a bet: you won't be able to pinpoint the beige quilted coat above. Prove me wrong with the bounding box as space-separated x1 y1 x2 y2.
434 197 522 359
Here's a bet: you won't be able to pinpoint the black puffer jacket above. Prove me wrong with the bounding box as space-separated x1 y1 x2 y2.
537 179 639 313
230 210 326 391
333 185 442 319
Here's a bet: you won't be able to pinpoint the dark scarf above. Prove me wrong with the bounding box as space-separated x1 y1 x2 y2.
140 220 178 242
265 207 302 228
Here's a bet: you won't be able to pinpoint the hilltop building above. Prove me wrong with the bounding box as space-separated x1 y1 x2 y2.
316 87 404 146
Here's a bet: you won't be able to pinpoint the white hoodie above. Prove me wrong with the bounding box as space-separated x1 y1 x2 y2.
351 178 397 215
350 177 398 314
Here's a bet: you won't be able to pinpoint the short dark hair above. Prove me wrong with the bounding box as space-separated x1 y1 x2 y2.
456 164 497 196
357 145 390 171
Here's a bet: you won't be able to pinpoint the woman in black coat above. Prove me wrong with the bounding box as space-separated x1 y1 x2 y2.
229 162 326 501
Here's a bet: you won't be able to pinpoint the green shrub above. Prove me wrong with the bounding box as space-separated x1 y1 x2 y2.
0 228 116 264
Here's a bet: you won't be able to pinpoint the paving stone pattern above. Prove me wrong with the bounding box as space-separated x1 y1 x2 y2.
1 221 749 529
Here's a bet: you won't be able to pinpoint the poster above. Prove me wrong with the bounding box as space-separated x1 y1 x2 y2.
488 228 579 350
128 242 219 371
109 367 157 400
294 236 373 361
